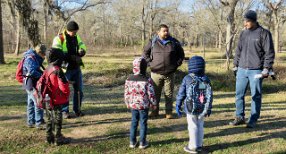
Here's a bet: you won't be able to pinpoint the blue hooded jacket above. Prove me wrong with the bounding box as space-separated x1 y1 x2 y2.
22 49 44 90
176 56 213 115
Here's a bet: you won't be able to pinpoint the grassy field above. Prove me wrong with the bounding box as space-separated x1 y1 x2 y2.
0 48 286 154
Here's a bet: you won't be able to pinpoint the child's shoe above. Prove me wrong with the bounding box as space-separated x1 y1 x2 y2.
184 146 198 154
129 142 137 148
46 135 55 144
139 141 149 149
54 134 71 146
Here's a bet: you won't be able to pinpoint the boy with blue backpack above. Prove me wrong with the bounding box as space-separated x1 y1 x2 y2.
176 56 213 153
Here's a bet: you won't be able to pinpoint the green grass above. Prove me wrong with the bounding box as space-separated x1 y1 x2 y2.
0 49 286 154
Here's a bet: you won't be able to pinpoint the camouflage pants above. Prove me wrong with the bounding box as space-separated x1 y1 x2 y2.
46 105 63 138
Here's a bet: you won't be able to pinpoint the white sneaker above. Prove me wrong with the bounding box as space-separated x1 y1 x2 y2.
139 141 149 149
129 142 136 148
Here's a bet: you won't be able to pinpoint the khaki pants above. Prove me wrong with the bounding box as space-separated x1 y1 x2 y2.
151 72 174 114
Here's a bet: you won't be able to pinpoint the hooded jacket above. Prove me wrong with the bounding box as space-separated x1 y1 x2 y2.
143 36 185 75
45 48 70 106
176 56 213 115
124 57 157 110
23 49 44 90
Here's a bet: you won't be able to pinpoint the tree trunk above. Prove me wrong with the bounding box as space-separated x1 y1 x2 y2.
14 12 21 55
0 0 5 64
43 1 48 44
274 14 279 53
141 0 147 49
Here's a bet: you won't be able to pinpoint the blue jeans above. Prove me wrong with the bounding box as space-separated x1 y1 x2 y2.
62 68 83 113
130 109 149 144
26 89 44 126
235 68 263 124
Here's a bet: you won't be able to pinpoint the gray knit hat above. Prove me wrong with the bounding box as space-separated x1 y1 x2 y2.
244 10 257 22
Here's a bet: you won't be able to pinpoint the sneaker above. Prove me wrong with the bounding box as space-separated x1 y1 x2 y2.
139 141 149 149
129 142 137 148
229 117 245 126
149 111 159 118
27 123 34 128
63 112 70 119
54 134 71 146
36 123 46 130
196 146 203 152
166 114 173 119
75 111 85 117
184 146 198 154
246 122 256 128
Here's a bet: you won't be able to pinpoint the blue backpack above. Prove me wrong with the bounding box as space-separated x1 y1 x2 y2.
185 74 212 115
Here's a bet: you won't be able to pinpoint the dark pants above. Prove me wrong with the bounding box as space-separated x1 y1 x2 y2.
46 105 63 138
62 68 83 114
130 109 149 144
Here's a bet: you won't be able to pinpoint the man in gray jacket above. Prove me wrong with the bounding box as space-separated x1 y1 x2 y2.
143 24 185 119
229 10 275 128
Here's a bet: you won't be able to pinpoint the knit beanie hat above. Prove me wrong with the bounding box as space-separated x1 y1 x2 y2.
188 56 205 76
133 57 147 75
34 44 47 55
66 21 79 31
47 48 65 66
244 10 257 22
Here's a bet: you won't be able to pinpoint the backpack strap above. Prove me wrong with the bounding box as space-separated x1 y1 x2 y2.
59 33 65 45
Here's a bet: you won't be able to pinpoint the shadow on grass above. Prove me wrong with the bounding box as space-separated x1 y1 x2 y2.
63 117 130 129
206 128 286 153
0 115 23 121
151 138 188 146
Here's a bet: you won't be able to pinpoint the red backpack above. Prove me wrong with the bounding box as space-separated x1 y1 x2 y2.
15 56 35 84
33 66 59 109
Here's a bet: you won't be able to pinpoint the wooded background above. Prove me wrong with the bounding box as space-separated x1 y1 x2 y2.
0 0 286 66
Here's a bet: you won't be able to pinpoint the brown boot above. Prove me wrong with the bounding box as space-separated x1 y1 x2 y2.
165 114 173 119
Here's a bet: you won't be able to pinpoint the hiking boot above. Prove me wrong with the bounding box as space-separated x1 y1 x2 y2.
166 114 173 119
75 111 85 117
129 142 137 148
229 117 245 126
196 146 203 152
54 134 71 146
139 141 149 149
149 111 159 118
63 112 70 119
246 122 256 128
184 146 198 154
27 123 34 128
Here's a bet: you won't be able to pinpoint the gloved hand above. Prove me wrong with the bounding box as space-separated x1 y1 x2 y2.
261 68 269 78
233 67 238 77
176 105 182 118
205 110 211 117
78 49 86 57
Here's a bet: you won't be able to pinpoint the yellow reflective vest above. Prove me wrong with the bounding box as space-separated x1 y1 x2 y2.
52 31 87 54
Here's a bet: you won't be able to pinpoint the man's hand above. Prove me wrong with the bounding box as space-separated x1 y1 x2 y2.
78 49 86 57
262 68 269 78
233 67 238 77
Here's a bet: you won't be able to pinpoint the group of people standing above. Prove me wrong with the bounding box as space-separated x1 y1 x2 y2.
124 10 275 153
20 9 275 152
22 21 86 145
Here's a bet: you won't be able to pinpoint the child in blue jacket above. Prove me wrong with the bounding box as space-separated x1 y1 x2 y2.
176 56 213 153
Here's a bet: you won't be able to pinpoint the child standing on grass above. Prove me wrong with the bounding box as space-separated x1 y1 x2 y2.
176 56 213 154
41 48 71 145
124 57 157 149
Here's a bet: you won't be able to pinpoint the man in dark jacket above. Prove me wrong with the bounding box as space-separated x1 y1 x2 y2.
143 24 185 119
229 10 275 128
23 44 46 129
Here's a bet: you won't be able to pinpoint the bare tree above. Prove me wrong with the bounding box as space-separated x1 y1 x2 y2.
220 0 239 70
264 0 285 52
0 0 5 64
